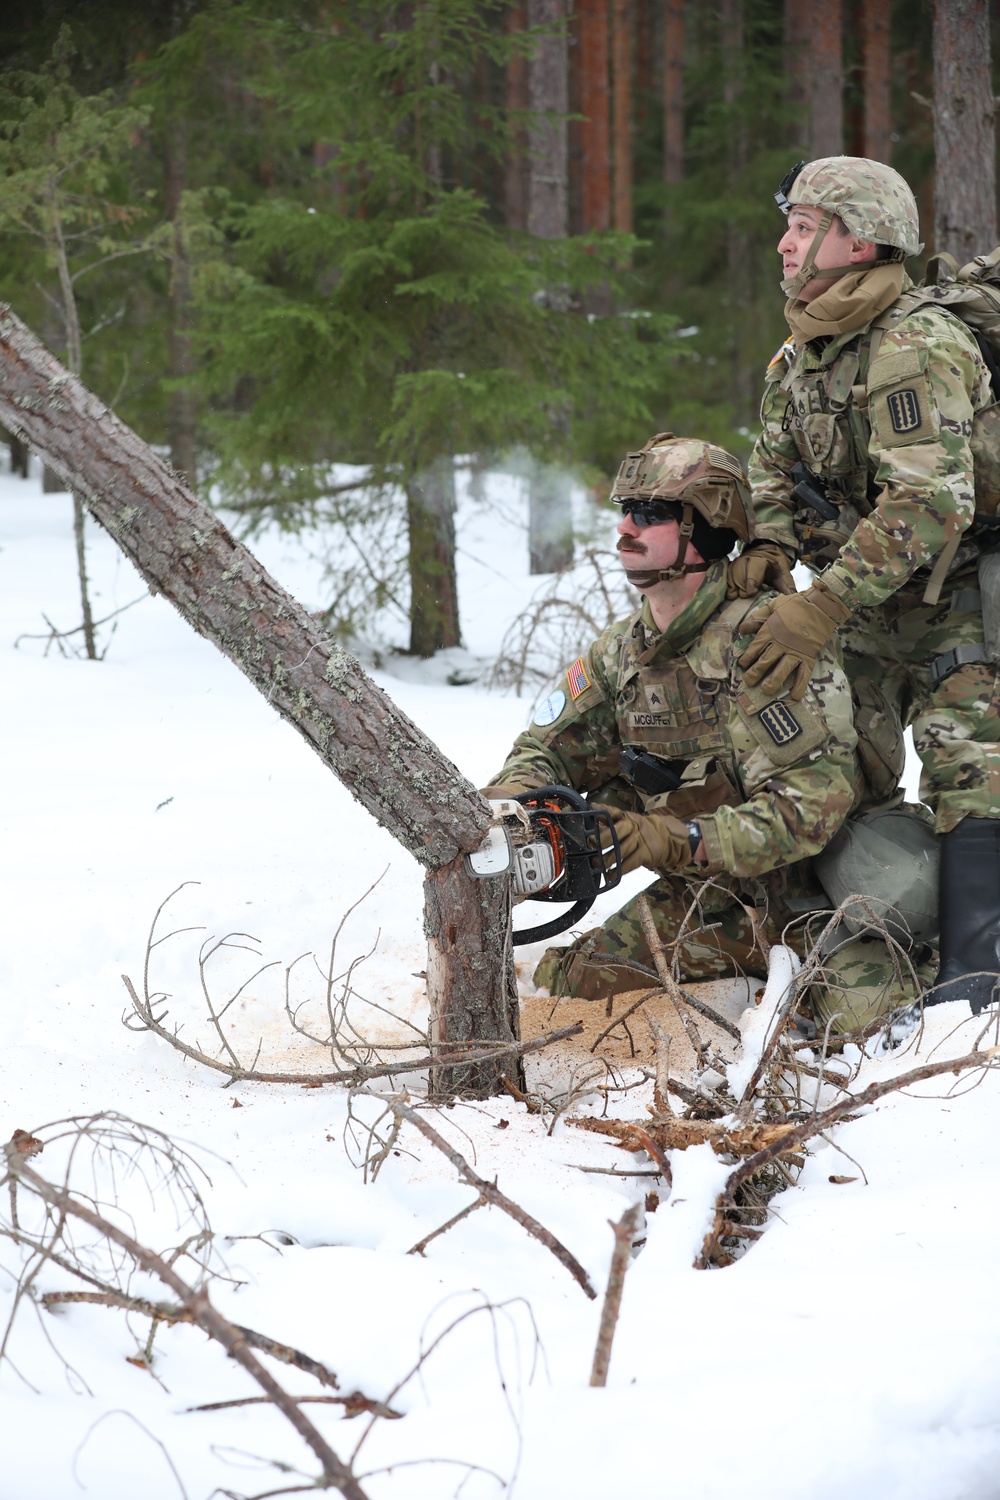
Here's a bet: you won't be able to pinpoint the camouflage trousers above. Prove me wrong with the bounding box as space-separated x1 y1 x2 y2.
842 565 1000 833
533 862 936 1034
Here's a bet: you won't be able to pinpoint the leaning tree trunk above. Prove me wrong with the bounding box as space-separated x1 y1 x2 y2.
933 0 996 263
0 304 520 1098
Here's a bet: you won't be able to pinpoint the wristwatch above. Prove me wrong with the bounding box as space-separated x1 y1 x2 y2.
685 820 702 860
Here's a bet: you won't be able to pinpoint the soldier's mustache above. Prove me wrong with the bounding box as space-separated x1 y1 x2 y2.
617 536 646 555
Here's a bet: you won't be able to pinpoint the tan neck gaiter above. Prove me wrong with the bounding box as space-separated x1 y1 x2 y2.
784 262 904 343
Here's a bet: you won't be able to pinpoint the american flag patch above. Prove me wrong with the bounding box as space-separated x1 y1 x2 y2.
567 657 591 699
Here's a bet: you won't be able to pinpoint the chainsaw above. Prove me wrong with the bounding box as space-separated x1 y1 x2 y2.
467 785 622 945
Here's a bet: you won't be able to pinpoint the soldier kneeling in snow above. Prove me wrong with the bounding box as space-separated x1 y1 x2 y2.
484 434 938 1036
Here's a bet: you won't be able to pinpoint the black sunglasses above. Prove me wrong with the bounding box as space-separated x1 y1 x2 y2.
775 159 806 215
618 497 683 528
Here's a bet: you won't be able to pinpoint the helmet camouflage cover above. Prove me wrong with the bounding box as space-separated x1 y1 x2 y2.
612 433 752 544
784 156 923 257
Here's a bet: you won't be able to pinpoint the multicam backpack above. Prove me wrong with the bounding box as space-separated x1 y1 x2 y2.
869 248 1000 602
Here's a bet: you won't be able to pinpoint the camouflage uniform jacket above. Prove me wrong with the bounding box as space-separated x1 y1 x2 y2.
750 285 994 609
491 564 865 880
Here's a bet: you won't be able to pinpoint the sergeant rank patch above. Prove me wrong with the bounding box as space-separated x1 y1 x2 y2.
886 388 921 435
567 657 591 699
758 701 802 746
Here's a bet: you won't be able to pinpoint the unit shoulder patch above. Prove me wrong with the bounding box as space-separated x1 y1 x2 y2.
735 685 829 766
758 701 802 746
870 371 937 449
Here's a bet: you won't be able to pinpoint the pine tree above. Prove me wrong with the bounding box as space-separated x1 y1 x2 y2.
180 1 677 653
0 26 158 656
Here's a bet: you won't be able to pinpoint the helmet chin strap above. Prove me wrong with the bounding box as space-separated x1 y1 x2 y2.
780 211 866 299
621 505 709 589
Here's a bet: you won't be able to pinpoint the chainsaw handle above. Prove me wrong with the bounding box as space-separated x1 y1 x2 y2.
510 785 621 948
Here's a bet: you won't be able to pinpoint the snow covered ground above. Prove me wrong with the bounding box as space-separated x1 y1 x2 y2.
1 459 999 1500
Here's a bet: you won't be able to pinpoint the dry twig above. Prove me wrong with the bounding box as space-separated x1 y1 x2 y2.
589 1203 641 1387
383 1097 597 1299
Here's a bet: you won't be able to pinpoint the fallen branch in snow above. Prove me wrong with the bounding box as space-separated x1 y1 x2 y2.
569 1112 805 1160
696 1044 1000 1267
39 1289 398 1417
186 1393 391 1415
383 1097 598 1299
1 1118 373 1499
589 1203 642 1387
123 973 581 1088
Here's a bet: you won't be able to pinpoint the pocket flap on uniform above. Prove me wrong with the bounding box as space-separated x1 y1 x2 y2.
868 348 924 390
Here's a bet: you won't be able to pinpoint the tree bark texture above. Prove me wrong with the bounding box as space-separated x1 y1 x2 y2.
528 460 574 574
611 0 633 235
808 0 843 158
505 1 529 231
527 0 569 239
5 427 29 478
933 0 996 262
578 0 611 230
663 0 684 184
0 304 522 1095
406 456 462 657
164 117 198 484
862 0 892 163
783 0 809 151
426 856 521 1097
722 0 754 426
634 0 655 132
525 2 573 572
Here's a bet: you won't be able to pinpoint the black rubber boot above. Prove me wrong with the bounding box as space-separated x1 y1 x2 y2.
930 817 1000 1014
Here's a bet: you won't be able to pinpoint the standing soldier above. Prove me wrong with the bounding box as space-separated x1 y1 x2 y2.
484 434 934 1036
740 156 1000 1012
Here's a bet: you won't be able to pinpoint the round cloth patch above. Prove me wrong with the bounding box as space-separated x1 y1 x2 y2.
534 689 566 726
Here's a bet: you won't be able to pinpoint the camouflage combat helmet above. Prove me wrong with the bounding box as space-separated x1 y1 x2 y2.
775 155 923 298
612 433 751 584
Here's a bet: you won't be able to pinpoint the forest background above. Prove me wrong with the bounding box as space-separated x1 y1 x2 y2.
0 0 996 660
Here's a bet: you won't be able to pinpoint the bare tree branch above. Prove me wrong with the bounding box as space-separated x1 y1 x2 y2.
589 1203 641 1387
383 1098 597 1299
3 1133 370 1500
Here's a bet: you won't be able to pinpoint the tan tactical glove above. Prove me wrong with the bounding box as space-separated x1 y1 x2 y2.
726 542 796 600
608 809 696 876
480 782 535 800
739 582 852 701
